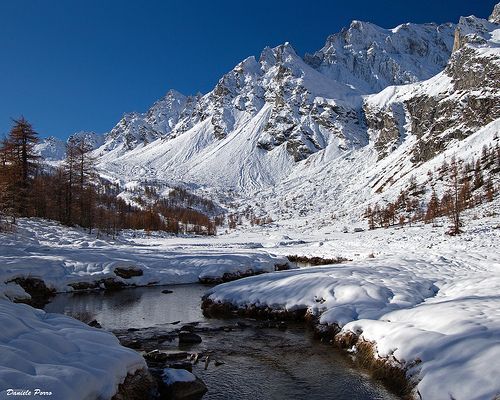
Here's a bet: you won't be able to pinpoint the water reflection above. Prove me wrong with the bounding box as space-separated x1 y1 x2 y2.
45 284 401 400
44 284 210 329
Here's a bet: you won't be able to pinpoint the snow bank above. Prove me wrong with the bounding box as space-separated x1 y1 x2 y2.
0 219 288 299
206 259 437 325
0 300 145 400
343 273 500 400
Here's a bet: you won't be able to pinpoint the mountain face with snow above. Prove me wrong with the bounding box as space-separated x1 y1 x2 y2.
304 21 455 93
37 4 500 224
35 136 67 161
364 14 499 163
88 16 457 182
92 19 455 164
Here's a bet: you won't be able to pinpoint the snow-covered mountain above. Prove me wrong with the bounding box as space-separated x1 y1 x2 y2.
35 131 104 161
37 4 500 226
363 12 500 176
35 136 67 161
251 9 499 229
304 21 455 93
90 18 457 183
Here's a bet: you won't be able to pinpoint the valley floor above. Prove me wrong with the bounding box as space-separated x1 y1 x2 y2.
1 203 499 399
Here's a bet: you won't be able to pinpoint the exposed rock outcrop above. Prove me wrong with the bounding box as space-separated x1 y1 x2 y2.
365 13 499 163
490 3 500 23
7 277 56 308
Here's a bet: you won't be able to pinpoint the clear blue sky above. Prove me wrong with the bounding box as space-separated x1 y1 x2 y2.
0 0 496 139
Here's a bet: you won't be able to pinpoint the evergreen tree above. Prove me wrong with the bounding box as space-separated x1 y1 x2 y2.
63 140 78 225
473 159 484 189
485 178 495 202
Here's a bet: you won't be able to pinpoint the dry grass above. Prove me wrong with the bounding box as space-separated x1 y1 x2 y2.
334 332 416 398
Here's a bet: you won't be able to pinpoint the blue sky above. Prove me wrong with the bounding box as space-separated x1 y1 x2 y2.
0 0 496 139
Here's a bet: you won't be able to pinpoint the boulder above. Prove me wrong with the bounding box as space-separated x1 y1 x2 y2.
8 277 55 308
114 266 144 279
102 277 126 290
274 262 290 271
180 324 195 333
144 349 170 363
160 368 207 400
68 281 100 291
178 331 202 344
167 361 193 372
112 368 156 400
88 319 102 329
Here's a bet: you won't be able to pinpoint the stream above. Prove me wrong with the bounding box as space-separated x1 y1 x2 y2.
44 284 400 400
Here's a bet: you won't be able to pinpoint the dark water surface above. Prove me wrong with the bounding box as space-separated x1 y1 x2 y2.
45 285 400 400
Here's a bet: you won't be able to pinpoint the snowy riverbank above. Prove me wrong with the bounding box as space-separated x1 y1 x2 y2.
0 300 147 400
0 218 288 304
204 208 500 400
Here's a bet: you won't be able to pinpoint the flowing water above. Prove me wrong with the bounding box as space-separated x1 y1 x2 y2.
44 284 401 400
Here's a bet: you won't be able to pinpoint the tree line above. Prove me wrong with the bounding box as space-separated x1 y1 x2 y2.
0 117 219 236
365 142 500 235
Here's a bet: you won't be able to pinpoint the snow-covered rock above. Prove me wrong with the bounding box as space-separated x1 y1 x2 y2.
304 20 454 93
160 368 207 399
364 13 500 163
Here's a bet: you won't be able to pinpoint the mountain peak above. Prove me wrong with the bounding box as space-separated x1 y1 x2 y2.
165 89 186 99
259 42 300 71
348 20 378 31
490 2 500 23
234 56 261 76
453 13 498 52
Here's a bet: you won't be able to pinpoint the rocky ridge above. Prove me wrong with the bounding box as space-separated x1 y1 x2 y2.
35 5 500 225
364 14 499 163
